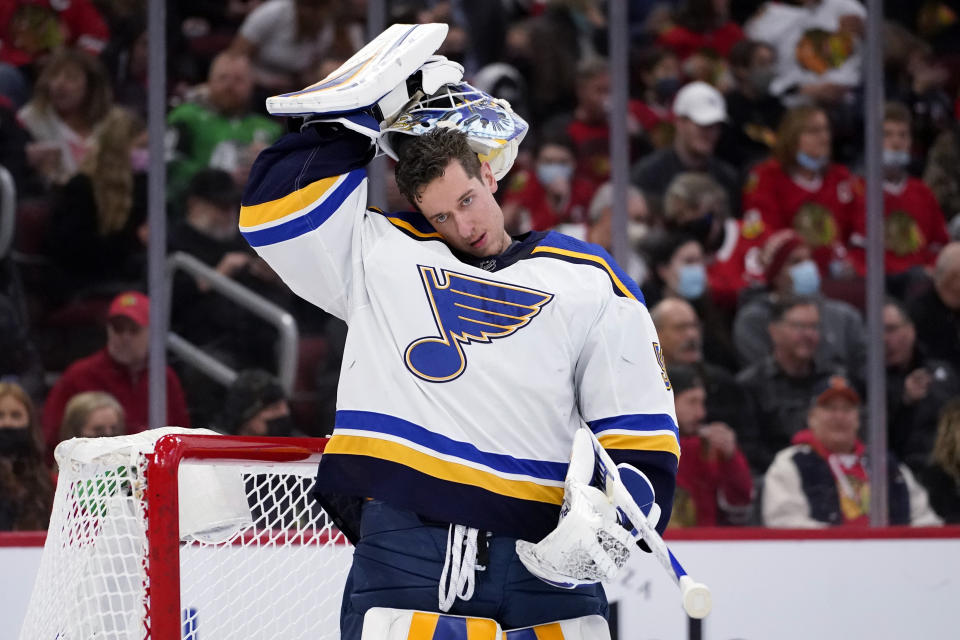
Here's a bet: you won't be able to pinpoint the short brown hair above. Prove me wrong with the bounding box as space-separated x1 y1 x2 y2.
884 101 912 127
773 105 827 171
395 129 481 207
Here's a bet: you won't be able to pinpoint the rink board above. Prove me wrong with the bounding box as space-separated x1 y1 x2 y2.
3 528 959 640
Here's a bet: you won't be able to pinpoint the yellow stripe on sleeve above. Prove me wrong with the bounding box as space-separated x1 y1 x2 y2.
240 175 341 228
408 612 439 640
596 433 681 460
530 246 636 300
324 435 565 504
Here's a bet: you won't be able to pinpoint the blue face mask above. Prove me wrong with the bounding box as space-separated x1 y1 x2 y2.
676 263 707 300
789 259 821 296
882 149 911 169
795 151 828 172
536 162 574 186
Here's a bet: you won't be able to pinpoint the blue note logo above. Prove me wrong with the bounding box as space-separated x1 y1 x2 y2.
405 265 554 382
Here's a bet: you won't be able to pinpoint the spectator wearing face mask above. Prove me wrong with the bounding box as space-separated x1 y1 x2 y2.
741 105 862 279
663 171 765 311
643 230 739 371
848 103 949 294
733 229 865 380
584 181 650 286
0 382 54 531
500 130 594 234
220 369 299 437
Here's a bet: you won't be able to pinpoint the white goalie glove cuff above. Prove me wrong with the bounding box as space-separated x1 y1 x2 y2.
515 428 662 589
516 480 636 589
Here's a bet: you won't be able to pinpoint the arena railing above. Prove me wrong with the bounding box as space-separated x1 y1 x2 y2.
164 251 299 393
0 165 15 260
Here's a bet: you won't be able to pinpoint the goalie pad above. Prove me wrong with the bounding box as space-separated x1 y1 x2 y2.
361 608 610 640
265 23 449 117
504 615 612 640
379 81 528 180
515 427 659 588
360 608 501 640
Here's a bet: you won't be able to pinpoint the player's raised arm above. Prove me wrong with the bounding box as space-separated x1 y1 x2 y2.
237 24 461 320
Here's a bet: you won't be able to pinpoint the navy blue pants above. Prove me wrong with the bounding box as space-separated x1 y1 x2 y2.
339 500 608 639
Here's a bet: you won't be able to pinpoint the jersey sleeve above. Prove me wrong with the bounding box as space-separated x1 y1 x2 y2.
742 163 782 238
239 117 376 320
575 296 680 533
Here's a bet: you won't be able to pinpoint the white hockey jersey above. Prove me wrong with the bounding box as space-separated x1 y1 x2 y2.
239 122 679 542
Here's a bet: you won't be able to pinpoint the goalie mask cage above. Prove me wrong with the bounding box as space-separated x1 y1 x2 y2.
19 429 353 640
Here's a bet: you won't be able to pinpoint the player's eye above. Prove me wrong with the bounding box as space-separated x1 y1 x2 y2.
435 213 448 224
461 196 473 207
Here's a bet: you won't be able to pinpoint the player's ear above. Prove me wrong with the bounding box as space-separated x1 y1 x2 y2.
480 161 498 194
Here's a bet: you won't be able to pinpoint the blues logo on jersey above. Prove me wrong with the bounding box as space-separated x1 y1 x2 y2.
405 266 553 382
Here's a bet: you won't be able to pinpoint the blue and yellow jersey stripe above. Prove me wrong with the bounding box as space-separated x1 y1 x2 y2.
529 232 645 302
379 210 444 240
328 410 566 503
239 169 366 247
589 413 681 461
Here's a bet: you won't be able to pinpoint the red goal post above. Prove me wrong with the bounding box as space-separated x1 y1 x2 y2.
20 429 352 640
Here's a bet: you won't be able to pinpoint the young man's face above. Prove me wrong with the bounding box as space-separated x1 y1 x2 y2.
674 386 707 437
883 120 911 153
417 160 511 258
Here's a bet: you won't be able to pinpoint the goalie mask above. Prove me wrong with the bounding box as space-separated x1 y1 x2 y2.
379 82 528 181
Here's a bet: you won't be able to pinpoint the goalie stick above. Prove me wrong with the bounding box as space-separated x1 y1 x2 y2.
612 463 712 619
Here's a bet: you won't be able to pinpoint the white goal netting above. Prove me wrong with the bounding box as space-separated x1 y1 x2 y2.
20 428 353 640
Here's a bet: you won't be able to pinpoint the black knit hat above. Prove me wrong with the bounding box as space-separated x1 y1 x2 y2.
186 168 241 208
666 363 704 395
221 369 285 434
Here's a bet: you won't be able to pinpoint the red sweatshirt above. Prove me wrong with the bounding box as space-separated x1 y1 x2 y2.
743 159 862 273
672 435 754 527
848 177 950 276
42 348 191 456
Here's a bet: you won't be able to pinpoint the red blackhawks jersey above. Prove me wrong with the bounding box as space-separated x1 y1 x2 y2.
708 218 765 310
848 177 950 276
742 159 862 272
0 0 109 66
501 169 594 231
567 107 654 188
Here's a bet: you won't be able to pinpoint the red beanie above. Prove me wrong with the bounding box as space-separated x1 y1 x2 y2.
762 230 805 285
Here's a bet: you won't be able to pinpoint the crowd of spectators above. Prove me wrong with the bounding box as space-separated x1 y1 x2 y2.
2 0 960 532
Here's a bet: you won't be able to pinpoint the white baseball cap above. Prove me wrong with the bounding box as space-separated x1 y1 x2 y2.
673 81 727 126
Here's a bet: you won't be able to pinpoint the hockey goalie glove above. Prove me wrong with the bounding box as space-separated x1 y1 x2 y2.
379 81 528 180
515 428 660 589
265 23 451 117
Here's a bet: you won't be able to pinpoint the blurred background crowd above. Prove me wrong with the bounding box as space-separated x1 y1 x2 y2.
1 0 960 532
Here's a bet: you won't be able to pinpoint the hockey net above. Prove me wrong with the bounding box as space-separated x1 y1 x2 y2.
20 428 353 640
